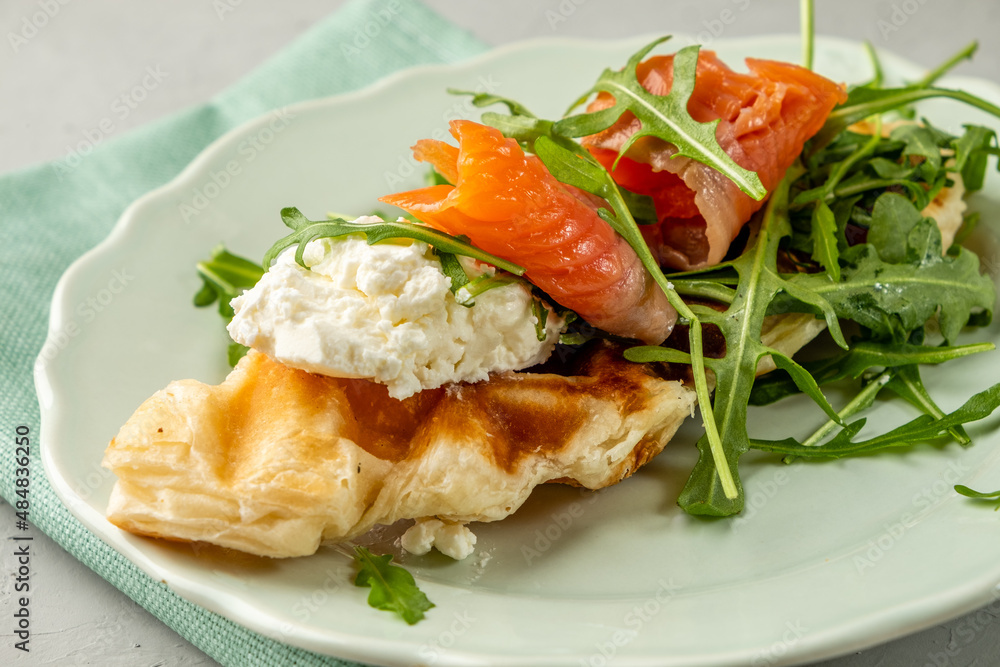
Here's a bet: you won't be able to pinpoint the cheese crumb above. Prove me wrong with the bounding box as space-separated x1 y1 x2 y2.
401 518 477 560
227 219 564 399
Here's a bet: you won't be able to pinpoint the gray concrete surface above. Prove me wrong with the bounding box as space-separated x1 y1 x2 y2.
3 0 1000 665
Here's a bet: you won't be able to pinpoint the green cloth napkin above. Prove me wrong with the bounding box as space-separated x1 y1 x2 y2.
0 2 485 665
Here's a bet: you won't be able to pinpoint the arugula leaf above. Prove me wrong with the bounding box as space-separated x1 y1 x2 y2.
750 340 995 406
620 188 659 225
866 192 934 263
634 173 848 516
434 249 471 295
226 342 249 368
811 83 1000 152
893 123 943 171
759 369 893 461
861 41 885 90
887 364 971 445
800 0 814 70
450 88 537 118
809 200 840 281
194 245 265 366
528 298 550 341
669 277 738 304
553 38 766 201
353 546 434 625
782 243 994 344
917 41 979 87
479 112 574 152
195 245 265 317
264 207 525 276
955 484 1000 509
750 381 1000 459
953 125 999 192
679 176 846 515
454 273 521 307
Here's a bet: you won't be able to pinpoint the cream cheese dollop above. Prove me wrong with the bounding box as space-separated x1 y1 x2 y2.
227 221 564 399
401 518 477 560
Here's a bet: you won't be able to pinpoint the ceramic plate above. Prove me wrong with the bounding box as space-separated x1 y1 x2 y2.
36 34 1000 666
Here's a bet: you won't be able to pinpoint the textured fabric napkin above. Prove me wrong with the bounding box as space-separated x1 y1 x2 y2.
0 2 485 665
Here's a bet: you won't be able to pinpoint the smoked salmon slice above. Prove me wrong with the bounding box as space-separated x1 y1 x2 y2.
583 52 847 270
379 120 677 345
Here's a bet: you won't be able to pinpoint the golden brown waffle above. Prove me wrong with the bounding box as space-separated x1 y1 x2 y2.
103 343 697 558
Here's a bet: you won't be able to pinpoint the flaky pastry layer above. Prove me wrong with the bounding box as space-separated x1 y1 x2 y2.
103 345 696 558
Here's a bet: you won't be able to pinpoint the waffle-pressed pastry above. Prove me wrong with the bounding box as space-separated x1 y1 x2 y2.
103 343 697 558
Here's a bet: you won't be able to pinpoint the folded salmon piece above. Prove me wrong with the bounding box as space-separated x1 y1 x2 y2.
380 120 678 346
103 343 696 558
583 51 846 270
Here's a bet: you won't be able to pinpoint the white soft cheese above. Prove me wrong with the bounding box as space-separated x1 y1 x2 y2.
227 222 564 399
401 518 477 560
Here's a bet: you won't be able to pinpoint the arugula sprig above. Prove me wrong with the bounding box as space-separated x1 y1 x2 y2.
554 38 766 201
750 340 996 407
263 207 526 276
955 484 1000 509
194 245 265 366
750 341 995 451
811 41 1000 151
628 173 851 516
353 546 434 625
194 245 265 316
751 381 1000 460
746 113 996 470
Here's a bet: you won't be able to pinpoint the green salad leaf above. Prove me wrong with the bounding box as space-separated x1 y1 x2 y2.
629 174 849 516
780 232 994 345
750 340 995 407
554 38 766 201
812 78 1000 152
263 207 526 276
194 245 265 366
955 484 1000 509
353 546 434 625
888 364 972 445
750 381 1000 459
